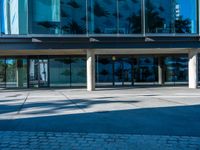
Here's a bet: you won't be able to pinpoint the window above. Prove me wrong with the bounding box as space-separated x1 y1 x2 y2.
61 0 86 34
164 56 188 83
145 0 197 34
0 0 28 35
88 0 117 34
71 57 86 86
118 0 142 34
145 0 174 33
6 58 27 88
0 58 6 87
96 56 113 86
175 0 197 33
29 0 60 34
49 57 71 87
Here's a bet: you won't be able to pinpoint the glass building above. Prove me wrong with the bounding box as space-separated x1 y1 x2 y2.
0 0 199 90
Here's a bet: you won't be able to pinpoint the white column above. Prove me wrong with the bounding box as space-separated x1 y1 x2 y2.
87 49 95 91
158 57 164 85
189 49 198 89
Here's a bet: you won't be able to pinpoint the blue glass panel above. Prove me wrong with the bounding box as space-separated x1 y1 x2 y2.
145 0 174 33
0 58 6 87
30 0 60 34
164 56 188 82
96 56 113 85
198 54 200 83
0 0 28 35
175 0 197 33
6 58 27 88
61 0 86 34
118 0 142 34
135 56 157 82
88 0 117 34
71 57 86 86
145 0 197 34
49 58 71 87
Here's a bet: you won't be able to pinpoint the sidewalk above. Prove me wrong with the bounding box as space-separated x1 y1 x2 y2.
0 87 200 149
0 131 200 150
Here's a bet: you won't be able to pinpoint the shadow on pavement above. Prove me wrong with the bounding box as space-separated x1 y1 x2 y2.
0 104 200 137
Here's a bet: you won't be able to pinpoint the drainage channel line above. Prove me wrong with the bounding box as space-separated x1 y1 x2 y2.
17 92 30 115
57 91 86 113
144 89 188 105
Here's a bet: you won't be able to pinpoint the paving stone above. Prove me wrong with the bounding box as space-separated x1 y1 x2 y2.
1 131 199 150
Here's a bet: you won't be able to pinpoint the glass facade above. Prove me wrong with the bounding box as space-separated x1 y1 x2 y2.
6 58 27 88
164 55 188 83
0 56 86 88
60 0 86 34
198 54 200 83
88 0 118 34
0 55 197 88
29 58 48 88
0 58 27 88
49 57 71 87
145 0 197 34
96 56 113 86
71 57 86 86
0 0 198 35
118 0 142 34
134 56 158 82
0 0 28 34
0 58 6 87
96 55 158 86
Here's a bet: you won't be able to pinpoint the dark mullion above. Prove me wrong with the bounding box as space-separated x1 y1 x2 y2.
70 56 72 88
27 57 30 88
47 56 50 88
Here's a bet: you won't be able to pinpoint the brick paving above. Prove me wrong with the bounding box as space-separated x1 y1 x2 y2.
0 131 199 150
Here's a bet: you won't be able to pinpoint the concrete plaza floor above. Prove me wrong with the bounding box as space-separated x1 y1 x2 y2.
0 86 200 149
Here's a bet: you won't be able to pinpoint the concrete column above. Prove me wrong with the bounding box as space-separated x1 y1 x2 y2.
87 49 95 91
158 57 164 85
189 49 198 89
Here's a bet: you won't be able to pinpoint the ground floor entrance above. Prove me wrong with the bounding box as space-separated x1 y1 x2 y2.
29 58 49 88
0 54 199 89
96 55 190 86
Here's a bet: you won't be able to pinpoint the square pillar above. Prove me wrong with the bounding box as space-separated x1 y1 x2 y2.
158 56 164 85
189 49 199 89
87 49 95 91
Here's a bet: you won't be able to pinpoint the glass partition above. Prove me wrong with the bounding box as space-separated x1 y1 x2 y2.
0 0 28 35
145 0 197 34
164 56 188 84
88 0 118 34
118 0 142 34
198 54 200 83
0 58 6 87
29 58 48 88
60 0 86 34
175 0 197 33
134 56 158 83
96 55 158 86
29 0 60 34
0 0 198 35
6 58 27 88
49 57 71 87
145 0 174 33
96 56 113 86
71 57 86 86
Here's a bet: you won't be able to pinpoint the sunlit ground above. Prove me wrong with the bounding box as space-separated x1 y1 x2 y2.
0 86 200 136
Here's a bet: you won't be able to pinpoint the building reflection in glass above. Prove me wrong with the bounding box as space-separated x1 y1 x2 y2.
0 0 197 35
164 55 188 83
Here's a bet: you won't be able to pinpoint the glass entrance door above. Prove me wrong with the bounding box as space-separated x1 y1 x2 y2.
114 57 133 86
135 57 157 83
29 58 49 88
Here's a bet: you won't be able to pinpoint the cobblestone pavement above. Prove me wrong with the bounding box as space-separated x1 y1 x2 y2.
0 131 200 150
